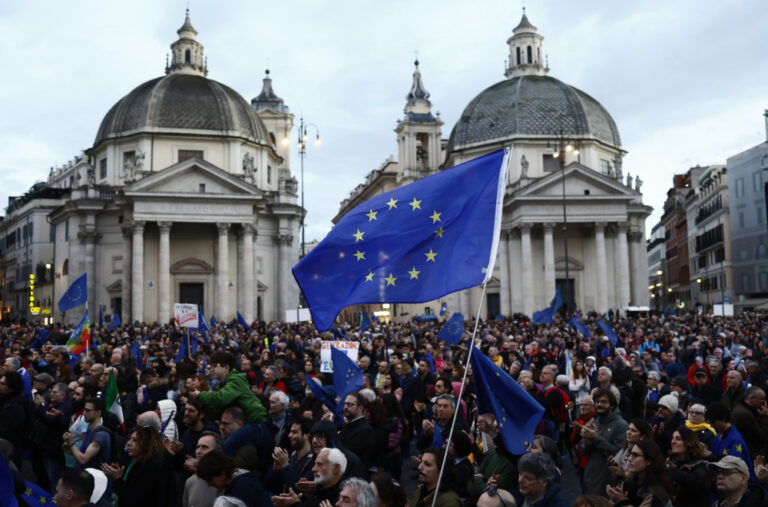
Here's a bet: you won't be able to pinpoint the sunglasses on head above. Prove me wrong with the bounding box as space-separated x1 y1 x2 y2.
483 487 512 507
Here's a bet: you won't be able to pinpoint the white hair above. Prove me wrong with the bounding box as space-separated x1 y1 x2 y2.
598 366 613 378
359 388 376 403
212 497 247 507
270 389 290 409
340 478 377 507
323 447 347 476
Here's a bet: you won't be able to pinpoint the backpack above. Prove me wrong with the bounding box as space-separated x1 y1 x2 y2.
544 387 570 424
92 425 127 463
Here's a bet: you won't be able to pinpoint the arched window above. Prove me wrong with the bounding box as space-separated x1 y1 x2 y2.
527 46 532 63
185 49 191 64
516 47 521 65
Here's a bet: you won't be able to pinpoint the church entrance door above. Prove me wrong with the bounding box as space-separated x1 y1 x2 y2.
179 283 204 310
556 278 575 315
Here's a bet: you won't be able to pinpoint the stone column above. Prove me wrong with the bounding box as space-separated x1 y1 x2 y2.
157 221 172 324
543 223 556 300
121 227 132 324
241 223 255 323
498 231 511 317
616 222 631 308
131 221 145 323
507 228 522 313
520 224 534 317
594 222 608 313
275 234 293 320
77 230 101 319
629 230 646 305
216 223 230 321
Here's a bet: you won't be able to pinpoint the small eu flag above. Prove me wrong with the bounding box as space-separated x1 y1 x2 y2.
109 312 122 330
360 312 371 334
598 321 618 346
331 345 364 414
293 149 509 331
532 287 562 325
0 455 17 507
237 311 249 328
568 312 590 339
470 346 544 454
438 312 464 345
22 480 54 507
57 272 87 312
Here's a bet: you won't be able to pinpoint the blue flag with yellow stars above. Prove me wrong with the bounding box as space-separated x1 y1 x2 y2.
293 149 509 331
360 312 371 334
0 455 17 507
568 312 590 339
598 321 618 346
438 312 464 345
331 345 364 414
22 480 54 507
532 287 562 325
470 346 544 454
57 272 87 312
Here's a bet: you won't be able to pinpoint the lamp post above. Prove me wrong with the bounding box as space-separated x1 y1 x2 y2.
553 130 578 315
296 116 320 259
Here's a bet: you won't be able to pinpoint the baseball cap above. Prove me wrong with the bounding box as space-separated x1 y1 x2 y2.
708 455 749 476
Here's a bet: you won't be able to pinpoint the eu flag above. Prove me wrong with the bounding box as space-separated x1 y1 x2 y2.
109 312 122 330
331 346 363 413
307 377 337 413
568 312 590 339
438 312 464 345
57 273 87 312
22 480 54 507
598 321 618 346
237 311 249 328
470 346 544 454
360 312 371 334
131 340 142 368
98 305 104 328
293 149 509 331
0 455 17 507
532 287 562 325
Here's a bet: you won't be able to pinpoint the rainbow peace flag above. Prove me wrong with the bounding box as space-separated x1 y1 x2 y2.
67 310 90 355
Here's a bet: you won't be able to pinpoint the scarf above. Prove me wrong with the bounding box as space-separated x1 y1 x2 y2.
685 419 716 435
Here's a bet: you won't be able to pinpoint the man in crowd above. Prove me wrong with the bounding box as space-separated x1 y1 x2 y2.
183 431 222 507
62 398 111 469
336 478 377 507
731 386 768 459
410 447 462 507
722 370 746 410
710 456 768 506
267 389 294 450
517 452 568 506
195 448 273 507
266 417 316 493
579 388 627 495
52 467 95 507
338 392 375 466
271 447 347 506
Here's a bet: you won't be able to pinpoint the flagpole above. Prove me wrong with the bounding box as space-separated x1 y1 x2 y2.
85 302 90 359
186 328 191 359
431 280 488 507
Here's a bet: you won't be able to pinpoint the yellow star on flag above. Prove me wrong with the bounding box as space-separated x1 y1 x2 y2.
364 272 374 282
429 210 442 223
366 209 378 221
408 267 421 280
425 249 437 262
409 198 422 211
353 229 364 242
354 250 366 261
435 226 445 238
40 497 47 504
385 273 397 286
736 444 742 452
386 198 398 209
25 488 32 496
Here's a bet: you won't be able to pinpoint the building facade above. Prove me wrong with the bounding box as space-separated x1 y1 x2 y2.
335 12 652 322
646 223 666 311
26 12 302 325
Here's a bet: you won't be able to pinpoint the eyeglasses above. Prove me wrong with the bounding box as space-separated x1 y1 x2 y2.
343 402 357 407
483 487 512 507
689 411 705 416
714 468 743 477
628 451 645 459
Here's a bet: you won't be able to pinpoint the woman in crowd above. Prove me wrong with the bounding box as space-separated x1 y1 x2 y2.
606 439 675 507
101 425 170 507
610 418 654 479
684 403 716 448
381 393 408 480
665 427 711 507
569 359 591 414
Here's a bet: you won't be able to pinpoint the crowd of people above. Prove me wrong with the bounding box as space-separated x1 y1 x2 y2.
1 310 768 506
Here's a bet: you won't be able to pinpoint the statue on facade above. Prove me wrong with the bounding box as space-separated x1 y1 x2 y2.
87 166 96 185
520 154 529 179
134 150 145 172
635 175 643 192
626 172 633 187
242 153 255 182
614 155 623 181
607 163 615 179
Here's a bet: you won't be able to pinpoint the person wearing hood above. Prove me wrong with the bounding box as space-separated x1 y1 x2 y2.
578 387 628 495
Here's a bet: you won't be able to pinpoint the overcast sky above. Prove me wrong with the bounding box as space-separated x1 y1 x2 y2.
1 0 766 242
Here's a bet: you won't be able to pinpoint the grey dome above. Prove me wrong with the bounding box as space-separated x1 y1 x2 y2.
447 75 621 154
94 73 270 147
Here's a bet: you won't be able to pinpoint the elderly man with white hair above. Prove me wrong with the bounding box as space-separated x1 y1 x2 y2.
335 477 377 507
267 389 294 449
271 447 347 506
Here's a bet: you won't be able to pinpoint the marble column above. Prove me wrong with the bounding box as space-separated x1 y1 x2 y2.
216 223 230 321
594 222 608 313
78 230 101 319
629 230 646 305
543 223 556 300
520 224 534 317
507 228 522 314
499 231 511 317
131 221 145 323
616 222 631 308
241 223 255 323
275 233 293 320
121 227 132 324
157 221 172 324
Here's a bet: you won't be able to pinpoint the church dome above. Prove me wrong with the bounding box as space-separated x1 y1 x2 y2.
94 73 270 147
447 74 621 154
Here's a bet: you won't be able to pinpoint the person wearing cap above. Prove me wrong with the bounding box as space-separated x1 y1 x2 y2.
710 455 768 506
731 386 768 459
690 368 719 406
650 393 684 454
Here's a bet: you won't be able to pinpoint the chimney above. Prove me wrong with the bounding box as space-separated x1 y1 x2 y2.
764 109 768 142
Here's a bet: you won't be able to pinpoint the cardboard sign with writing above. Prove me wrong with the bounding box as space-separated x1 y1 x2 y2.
320 340 359 372
174 303 198 328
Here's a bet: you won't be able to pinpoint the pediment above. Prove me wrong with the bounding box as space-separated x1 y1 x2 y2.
511 162 637 201
106 280 122 292
125 158 262 197
171 258 214 275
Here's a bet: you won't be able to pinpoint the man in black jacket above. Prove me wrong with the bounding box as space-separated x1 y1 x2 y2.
338 392 375 467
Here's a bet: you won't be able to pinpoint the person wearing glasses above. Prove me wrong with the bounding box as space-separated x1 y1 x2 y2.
709 455 768 507
62 398 111 470
684 402 716 448
516 452 567 507
605 440 674 507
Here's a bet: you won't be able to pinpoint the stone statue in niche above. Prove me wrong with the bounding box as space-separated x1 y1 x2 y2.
614 155 623 181
242 153 255 182
607 163 615 179
520 154 529 178
134 151 145 172
285 176 298 195
87 166 96 185
626 172 633 187
635 175 643 192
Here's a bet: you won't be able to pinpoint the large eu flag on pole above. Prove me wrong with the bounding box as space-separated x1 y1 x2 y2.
470 346 544 454
57 273 87 312
532 287 562 325
293 149 509 331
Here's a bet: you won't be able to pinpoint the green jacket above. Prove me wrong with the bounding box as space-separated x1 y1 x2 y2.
410 485 462 507
466 447 518 498
197 371 266 423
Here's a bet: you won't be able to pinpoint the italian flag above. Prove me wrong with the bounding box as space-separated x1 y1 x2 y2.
105 370 124 428
66 310 90 355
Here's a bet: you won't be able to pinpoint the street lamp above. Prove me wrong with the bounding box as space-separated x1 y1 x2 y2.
552 130 579 315
296 116 320 259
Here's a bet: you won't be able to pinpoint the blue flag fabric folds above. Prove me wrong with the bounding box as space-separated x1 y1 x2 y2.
307 377 337 413
360 312 371 335
196 307 210 344
237 311 249 328
470 346 544 454
293 149 509 331
175 337 189 362
371 313 379 323
131 340 142 368
532 287 562 325
57 273 87 312
598 321 618 346
30 329 49 349
22 480 54 507
109 312 122 331
438 312 464 345
568 312 590 339
0 455 17 507
210 317 217 328
432 425 445 448
20 367 32 402
98 305 104 328
331 346 364 414
330 326 346 340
